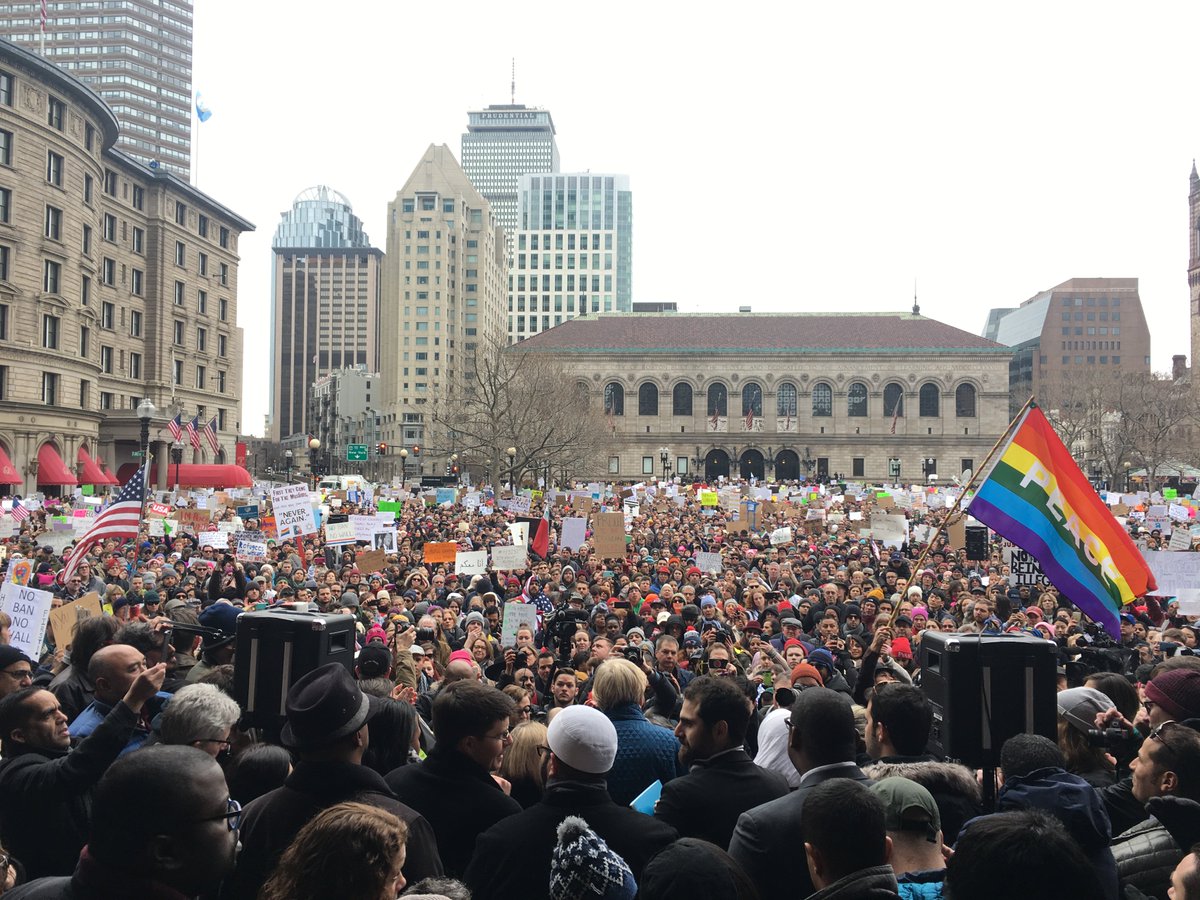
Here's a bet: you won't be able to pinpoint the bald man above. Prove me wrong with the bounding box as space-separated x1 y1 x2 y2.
68 644 161 753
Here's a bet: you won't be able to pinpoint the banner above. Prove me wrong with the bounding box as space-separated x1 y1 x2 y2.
270 484 317 540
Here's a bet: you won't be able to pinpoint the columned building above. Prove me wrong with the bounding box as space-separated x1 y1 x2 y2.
518 311 1012 482
1190 162 1200 399
269 186 381 442
0 38 252 495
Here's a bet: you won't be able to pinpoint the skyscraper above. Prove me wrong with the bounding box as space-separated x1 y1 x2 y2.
380 144 506 469
508 173 633 343
270 187 381 442
0 3 194 177
461 104 559 257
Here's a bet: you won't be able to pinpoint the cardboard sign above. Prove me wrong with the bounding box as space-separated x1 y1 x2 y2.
356 548 387 574
501 601 538 647
174 508 212 533
455 550 488 575
235 539 267 563
47 591 103 648
0 581 53 658
422 542 458 564
592 511 627 559
490 543 528 570
271 484 317 540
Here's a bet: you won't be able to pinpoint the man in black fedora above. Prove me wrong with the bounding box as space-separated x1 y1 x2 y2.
220 663 443 900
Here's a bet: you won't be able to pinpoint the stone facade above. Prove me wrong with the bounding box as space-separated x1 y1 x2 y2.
0 39 252 495
518 312 1013 483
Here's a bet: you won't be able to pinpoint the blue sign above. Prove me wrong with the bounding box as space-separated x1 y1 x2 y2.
235 503 259 519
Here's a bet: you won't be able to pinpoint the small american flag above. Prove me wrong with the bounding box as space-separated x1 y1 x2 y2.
40 0 47 34
60 465 146 584
10 499 29 523
168 413 183 442
203 416 220 454
745 409 755 431
186 415 201 451
889 395 902 435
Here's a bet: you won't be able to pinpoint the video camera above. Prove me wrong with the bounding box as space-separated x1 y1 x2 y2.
542 605 590 662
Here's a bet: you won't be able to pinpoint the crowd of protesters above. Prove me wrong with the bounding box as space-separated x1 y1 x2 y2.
0 475 1195 899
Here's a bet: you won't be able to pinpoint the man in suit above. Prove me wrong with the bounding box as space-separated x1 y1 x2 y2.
464 705 678 900
728 687 870 900
654 675 790 847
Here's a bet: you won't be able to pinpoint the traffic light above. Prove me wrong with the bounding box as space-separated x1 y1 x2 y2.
451 465 459 475
377 442 387 457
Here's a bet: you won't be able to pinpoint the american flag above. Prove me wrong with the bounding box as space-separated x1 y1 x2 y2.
167 413 183 442
60 464 146 584
745 409 755 431
889 395 902 435
186 415 201 451
203 416 220 453
9 499 29 523
40 0 47 34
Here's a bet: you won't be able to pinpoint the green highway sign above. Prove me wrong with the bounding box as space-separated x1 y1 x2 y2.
131 451 144 458
347 444 368 462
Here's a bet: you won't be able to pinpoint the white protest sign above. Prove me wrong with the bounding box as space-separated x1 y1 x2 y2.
371 529 397 553
501 602 539 647
199 531 231 550
769 527 793 546
1142 550 1200 595
455 550 488 575
324 521 357 545
490 544 528 571
271 483 317 540
1170 504 1192 523
695 551 723 573
1169 529 1193 552
0 581 52 659
236 539 268 563
147 519 165 537
1008 548 1045 586
508 522 529 548
870 514 908 549
560 517 588 551
1178 589 1200 616
350 515 378 544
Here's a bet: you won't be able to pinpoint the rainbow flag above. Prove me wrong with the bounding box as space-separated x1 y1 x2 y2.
968 403 1156 637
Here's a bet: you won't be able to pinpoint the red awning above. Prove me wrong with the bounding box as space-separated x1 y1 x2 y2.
37 444 78 486
169 464 254 489
95 461 120 486
0 444 17 485
76 447 109 486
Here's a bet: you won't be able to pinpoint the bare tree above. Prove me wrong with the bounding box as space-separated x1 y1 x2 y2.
1120 372 1200 493
430 336 602 488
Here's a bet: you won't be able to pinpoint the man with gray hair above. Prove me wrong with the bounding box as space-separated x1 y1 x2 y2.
158 683 241 761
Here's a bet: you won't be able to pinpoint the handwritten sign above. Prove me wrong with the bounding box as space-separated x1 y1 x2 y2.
0 581 53 659
695 551 723 573
356 548 387 574
455 550 488 575
501 602 538 647
47 591 103 648
423 542 458 564
235 539 267 563
271 483 317 540
592 511 627 559
324 521 357 545
490 544 528 571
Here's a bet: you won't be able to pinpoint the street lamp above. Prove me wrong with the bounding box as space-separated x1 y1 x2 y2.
285 448 294 483
658 445 671 480
506 446 517 490
136 397 156 520
171 439 184 492
308 437 321 485
399 448 409 484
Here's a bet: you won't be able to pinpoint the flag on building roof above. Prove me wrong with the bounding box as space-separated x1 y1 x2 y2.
968 402 1156 638
203 416 220 454
60 465 146 584
195 93 212 123
168 413 183 443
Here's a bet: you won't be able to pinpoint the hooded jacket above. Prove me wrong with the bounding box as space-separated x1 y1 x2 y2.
997 767 1118 900
807 865 902 900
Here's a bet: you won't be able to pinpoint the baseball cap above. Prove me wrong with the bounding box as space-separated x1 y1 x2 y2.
872 777 941 842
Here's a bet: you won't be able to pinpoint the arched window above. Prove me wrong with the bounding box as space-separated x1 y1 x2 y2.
919 383 940 417
777 382 797 417
672 383 693 416
637 383 658 416
883 383 904 418
741 382 763 418
955 383 977 418
847 382 868 417
812 382 833 417
707 382 728 417
603 382 624 416
576 382 591 403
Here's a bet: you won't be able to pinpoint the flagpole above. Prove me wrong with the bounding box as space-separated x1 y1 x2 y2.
905 395 1036 577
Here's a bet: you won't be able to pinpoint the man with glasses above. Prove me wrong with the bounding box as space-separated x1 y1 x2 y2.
386 680 520 878
1112 720 1200 898
5 745 239 898
0 647 32 701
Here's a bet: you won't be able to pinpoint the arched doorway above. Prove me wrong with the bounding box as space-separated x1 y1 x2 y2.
705 449 730 481
739 449 765 481
774 449 800 481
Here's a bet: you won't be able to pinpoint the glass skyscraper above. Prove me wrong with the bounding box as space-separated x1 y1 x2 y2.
270 187 382 441
0 1 194 176
461 104 559 258
508 173 632 343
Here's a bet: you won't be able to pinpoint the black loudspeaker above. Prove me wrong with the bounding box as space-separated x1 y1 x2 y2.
964 525 989 560
233 609 357 733
920 631 1057 768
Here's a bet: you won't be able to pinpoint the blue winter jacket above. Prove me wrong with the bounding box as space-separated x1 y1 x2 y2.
603 702 685 806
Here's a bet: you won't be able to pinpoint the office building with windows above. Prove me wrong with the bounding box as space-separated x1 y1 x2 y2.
517 310 1011 482
269 186 381 442
0 38 252 495
461 104 559 258
0 2 194 177
380 143 506 472
508 172 632 343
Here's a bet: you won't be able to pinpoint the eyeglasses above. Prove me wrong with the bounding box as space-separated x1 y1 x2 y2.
1 668 32 681
1149 720 1187 757
518 706 533 715
484 729 512 743
186 797 241 832
536 745 552 758
193 737 233 752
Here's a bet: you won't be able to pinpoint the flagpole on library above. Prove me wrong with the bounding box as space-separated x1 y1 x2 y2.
906 395 1036 575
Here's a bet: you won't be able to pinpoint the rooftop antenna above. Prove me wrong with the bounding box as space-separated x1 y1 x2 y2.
511 58 515 105
912 277 920 316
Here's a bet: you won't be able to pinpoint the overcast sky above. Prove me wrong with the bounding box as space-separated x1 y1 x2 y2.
191 1 1200 438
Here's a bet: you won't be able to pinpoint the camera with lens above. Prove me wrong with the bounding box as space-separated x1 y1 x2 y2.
622 645 643 663
543 605 590 661
1086 726 1136 749
416 627 436 643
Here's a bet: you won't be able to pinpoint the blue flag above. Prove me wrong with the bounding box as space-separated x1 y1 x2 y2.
195 93 212 123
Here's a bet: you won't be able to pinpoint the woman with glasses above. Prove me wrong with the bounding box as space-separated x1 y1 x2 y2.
499 721 549 809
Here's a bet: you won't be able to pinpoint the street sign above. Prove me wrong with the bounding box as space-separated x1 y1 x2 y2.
131 451 144 458
347 444 368 462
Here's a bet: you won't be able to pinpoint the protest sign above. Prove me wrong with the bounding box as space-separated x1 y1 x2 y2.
324 521 357 545
700 491 719 507
501 602 538 647
0 581 53 659
769 527 793 546
198 531 231 550
271 484 317 540
490 543 528 570
1142 550 1200 596
377 500 402 514
436 488 457 506
236 539 268 563
47 591 103 648
235 503 260 520
174 508 212 533
560 517 588 551
508 522 529 549
592 511 627 559
349 514 378 544
870 514 908 549
1170 529 1193 551
147 502 172 517
695 550 723 572
356 548 387 574
1008 548 1045 587
372 529 397 553
423 542 458 564
455 550 488 575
